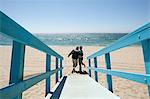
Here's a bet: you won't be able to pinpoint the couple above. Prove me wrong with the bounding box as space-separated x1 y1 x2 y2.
68 46 86 74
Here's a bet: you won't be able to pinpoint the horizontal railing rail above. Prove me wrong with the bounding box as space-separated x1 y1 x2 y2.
0 11 63 59
0 68 63 98
88 67 150 85
0 11 64 99
87 23 150 96
87 23 150 59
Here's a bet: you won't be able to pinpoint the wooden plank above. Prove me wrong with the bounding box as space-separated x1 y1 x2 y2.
88 59 91 77
60 59 63 78
50 76 67 99
56 58 59 83
142 39 150 96
9 41 25 99
46 54 51 96
88 67 150 85
94 57 98 82
0 68 63 99
105 53 113 92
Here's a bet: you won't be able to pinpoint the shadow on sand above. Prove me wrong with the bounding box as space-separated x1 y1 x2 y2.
75 71 88 75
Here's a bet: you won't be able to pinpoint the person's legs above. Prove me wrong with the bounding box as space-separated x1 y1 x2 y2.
82 62 86 67
72 59 76 73
76 59 78 67
74 59 78 73
79 58 82 72
80 58 86 67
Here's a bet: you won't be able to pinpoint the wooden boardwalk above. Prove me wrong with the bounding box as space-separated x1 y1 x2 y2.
46 74 119 99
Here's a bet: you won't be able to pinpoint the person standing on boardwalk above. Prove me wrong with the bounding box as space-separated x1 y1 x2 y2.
68 47 79 73
78 46 86 73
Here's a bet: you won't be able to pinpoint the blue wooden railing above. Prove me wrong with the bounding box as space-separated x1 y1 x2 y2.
0 11 63 99
87 23 150 96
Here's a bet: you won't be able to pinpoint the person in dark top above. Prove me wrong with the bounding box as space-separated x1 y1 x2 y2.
78 46 86 73
68 47 79 73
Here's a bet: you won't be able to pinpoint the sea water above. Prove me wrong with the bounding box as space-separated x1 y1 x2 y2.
0 33 127 46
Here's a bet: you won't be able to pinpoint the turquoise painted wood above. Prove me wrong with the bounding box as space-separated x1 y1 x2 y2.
88 67 150 85
88 59 91 77
60 59 63 78
94 57 98 82
141 39 150 96
0 68 62 99
46 54 51 96
87 23 150 97
0 11 64 99
87 23 150 59
105 53 113 92
9 41 25 99
56 58 59 84
0 11 63 59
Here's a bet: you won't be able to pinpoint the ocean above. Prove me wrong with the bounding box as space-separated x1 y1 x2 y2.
0 33 128 46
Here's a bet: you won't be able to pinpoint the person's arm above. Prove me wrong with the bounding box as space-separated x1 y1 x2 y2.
68 50 73 57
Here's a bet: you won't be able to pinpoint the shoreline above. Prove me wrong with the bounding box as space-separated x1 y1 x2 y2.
0 44 141 47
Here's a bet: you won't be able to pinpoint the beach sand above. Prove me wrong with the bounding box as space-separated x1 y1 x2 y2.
0 46 149 99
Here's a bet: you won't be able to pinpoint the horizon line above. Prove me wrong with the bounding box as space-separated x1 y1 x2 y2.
32 32 128 34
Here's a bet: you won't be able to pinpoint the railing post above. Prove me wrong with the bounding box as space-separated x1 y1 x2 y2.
88 59 91 77
9 41 25 99
56 57 59 84
60 59 63 78
45 54 51 96
141 39 150 96
105 53 113 92
94 57 98 82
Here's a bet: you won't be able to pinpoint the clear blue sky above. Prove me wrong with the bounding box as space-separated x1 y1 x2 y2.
0 0 149 33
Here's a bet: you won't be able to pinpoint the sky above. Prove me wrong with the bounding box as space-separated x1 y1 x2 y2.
0 0 149 33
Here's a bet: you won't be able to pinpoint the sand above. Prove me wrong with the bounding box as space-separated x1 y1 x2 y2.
0 45 149 99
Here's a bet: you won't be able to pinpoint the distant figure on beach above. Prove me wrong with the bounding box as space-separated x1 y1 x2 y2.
78 46 86 73
68 47 79 73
